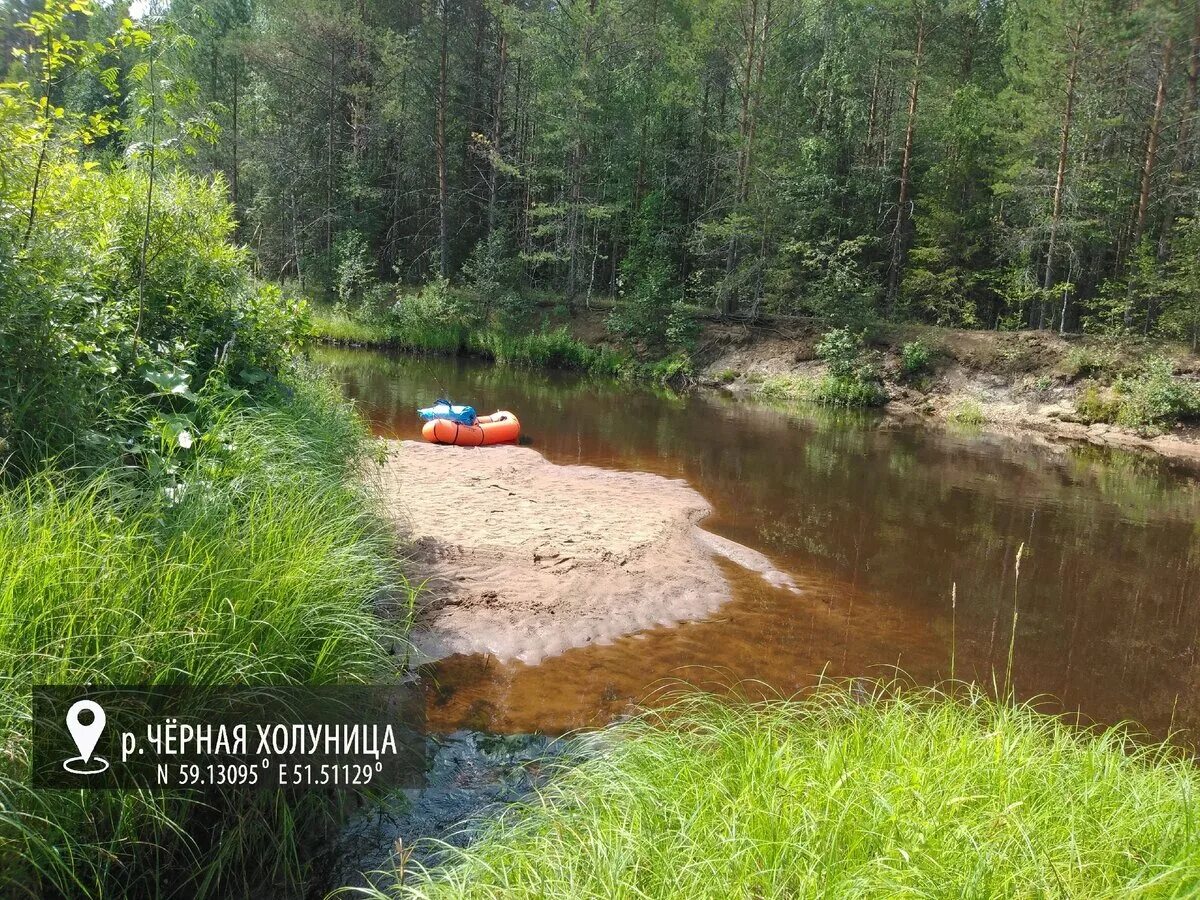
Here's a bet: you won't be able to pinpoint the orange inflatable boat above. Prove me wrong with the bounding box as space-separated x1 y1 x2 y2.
422 411 520 446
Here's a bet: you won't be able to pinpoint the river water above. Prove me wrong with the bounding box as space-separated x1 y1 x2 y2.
317 347 1200 741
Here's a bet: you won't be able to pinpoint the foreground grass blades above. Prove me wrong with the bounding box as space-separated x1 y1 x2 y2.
0 373 413 897
366 685 1200 899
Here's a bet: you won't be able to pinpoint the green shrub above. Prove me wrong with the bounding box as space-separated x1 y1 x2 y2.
462 229 523 327
900 340 931 378
757 372 885 407
0 166 309 479
1112 356 1200 431
1072 357 1200 431
774 236 877 328
388 280 470 353
808 328 886 406
1113 357 1200 432
648 352 694 384
391 277 456 329
0 14 405 893
1076 381 1120 424
814 327 864 378
607 191 695 352
607 259 681 348
364 685 1200 899
947 398 985 426
1062 345 1121 382
335 230 378 314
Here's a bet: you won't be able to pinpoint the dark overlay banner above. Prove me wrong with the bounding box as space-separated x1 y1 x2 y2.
32 685 426 790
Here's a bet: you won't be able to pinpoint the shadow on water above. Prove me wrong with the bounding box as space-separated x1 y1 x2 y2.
315 346 1200 742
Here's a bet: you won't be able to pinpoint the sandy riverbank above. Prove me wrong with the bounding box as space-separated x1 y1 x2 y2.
378 441 799 664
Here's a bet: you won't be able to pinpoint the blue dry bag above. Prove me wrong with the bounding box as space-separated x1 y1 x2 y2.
418 398 477 425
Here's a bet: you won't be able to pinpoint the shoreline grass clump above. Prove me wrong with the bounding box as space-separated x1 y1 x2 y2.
0 372 413 898
310 300 637 380
756 328 888 408
947 397 986 426
361 684 1200 898
466 328 631 378
757 372 886 407
310 304 398 346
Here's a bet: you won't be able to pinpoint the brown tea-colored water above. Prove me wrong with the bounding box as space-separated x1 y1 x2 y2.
318 347 1200 740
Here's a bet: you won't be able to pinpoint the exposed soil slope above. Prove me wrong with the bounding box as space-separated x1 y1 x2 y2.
687 320 1200 465
497 305 1200 464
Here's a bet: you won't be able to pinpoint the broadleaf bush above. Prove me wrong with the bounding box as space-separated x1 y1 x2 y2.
1 167 308 478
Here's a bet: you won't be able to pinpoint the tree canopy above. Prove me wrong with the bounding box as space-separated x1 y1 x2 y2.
6 0 1200 342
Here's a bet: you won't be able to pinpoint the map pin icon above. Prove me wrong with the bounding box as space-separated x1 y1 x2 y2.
66 700 105 765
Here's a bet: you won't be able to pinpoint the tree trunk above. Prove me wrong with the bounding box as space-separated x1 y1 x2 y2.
135 53 158 352
463 1 486 194
351 0 368 162
291 188 303 285
733 0 761 207
633 0 662 207
488 1 508 234
21 59 55 251
231 60 240 215
745 0 771 193
566 0 599 299
864 55 882 163
1134 35 1174 247
326 44 337 263
1044 19 1083 331
723 0 771 314
436 0 450 278
1160 7 1200 255
1125 33 1175 328
886 9 926 309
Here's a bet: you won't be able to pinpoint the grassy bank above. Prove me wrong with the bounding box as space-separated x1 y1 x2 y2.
315 296 1200 432
309 304 689 383
757 372 888 408
0 372 414 897
0 32 418 892
360 684 1200 898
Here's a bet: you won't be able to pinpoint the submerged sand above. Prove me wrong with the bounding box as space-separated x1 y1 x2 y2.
378 441 799 664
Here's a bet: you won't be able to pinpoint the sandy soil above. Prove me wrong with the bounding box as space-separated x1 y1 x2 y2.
378 441 800 664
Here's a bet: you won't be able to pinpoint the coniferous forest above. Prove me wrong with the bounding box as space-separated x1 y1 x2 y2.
7 0 1200 341
8 2 1200 898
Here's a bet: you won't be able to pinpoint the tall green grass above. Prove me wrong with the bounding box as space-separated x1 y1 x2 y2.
947 397 987 427
0 372 413 897
464 329 629 378
359 683 1200 899
758 372 887 407
310 305 398 346
308 304 636 380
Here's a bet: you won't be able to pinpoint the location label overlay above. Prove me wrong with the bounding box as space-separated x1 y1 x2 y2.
33 685 426 790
